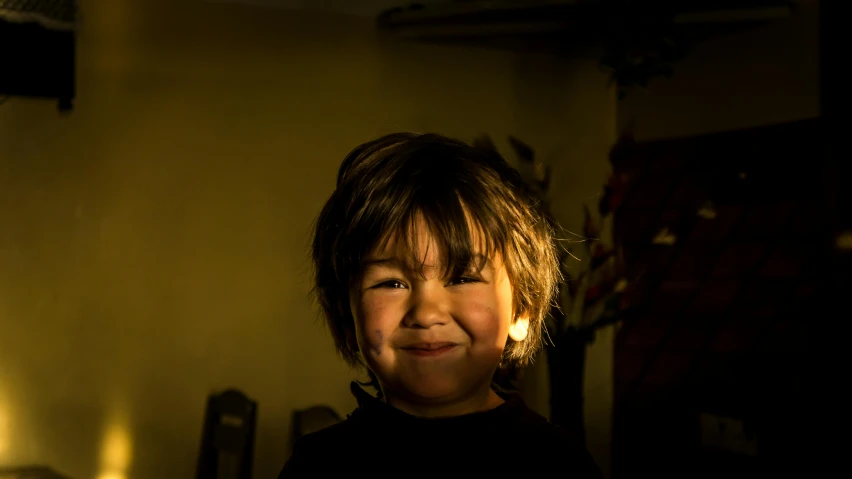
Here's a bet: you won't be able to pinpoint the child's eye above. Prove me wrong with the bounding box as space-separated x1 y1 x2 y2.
448 276 481 286
375 280 407 289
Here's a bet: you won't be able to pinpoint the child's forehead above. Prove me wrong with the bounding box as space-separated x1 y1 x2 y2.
356 207 508 274
364 231 501 273
371 221 489 257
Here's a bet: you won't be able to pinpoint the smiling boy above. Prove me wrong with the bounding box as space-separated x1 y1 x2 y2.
279 133 601 477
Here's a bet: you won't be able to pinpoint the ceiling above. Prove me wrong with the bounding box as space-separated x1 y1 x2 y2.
207 0 446 17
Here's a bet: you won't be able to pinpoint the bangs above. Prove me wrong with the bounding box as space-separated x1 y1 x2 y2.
344 139 512 283
371 194 504 281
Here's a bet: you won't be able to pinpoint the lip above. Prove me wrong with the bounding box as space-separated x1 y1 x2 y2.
400 342 458 357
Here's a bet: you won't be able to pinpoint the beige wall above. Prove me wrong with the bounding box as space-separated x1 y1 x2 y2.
0 1 615 477
618 0 819 141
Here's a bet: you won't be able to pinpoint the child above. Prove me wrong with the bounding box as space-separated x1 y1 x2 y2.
279 133 601 477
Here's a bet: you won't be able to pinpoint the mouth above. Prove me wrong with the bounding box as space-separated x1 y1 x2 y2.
400 342 458 357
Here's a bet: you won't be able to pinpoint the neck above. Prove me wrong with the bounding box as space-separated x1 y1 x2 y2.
385 386 505 418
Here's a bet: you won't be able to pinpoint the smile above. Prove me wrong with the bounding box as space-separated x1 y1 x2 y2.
400 343 458 357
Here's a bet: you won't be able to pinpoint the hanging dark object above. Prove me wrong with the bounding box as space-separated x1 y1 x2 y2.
598 0 692 99
378 1 790 100
0 0 77 111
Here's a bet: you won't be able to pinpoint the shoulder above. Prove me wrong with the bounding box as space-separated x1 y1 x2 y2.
277 417 361 478
509 401 580 443
295 415 358 449
507 404 603 478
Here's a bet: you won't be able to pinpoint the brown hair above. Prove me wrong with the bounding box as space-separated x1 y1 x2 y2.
311 132 561 373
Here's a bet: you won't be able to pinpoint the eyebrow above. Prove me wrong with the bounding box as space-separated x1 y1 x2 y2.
361 254 493 272
361 257 403 268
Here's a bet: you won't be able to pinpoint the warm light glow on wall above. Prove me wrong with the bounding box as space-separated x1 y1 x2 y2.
97 473 127 479
0 398 9 458
96 410 133 479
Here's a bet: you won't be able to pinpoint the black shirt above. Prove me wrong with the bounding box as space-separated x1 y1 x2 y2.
278 382 602 478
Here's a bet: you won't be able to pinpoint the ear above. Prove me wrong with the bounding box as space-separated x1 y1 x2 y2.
508 316 530 342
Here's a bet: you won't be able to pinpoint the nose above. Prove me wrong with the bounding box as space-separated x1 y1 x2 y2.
403 287 450 329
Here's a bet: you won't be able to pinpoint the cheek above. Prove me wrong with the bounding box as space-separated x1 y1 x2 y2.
462 275 514 343
353 296 395 357
366 329 383 357
458 301 511 348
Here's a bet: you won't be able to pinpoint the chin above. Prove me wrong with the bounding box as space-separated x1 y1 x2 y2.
399 375 469 402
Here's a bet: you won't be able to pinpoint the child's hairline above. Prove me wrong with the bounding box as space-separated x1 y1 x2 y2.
346 206 519 288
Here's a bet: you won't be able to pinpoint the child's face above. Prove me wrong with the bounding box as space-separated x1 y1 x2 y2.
350 216 527 409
